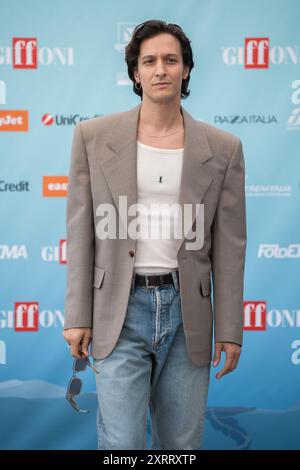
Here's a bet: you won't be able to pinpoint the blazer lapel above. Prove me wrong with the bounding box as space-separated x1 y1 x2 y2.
100 102 214 254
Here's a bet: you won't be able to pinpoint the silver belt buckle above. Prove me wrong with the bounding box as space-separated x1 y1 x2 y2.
145 276 149 287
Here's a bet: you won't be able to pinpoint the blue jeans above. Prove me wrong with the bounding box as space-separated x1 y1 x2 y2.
93 270 211 450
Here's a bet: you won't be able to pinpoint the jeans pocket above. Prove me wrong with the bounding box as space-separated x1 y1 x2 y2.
93 358 106 367
129 288 135 299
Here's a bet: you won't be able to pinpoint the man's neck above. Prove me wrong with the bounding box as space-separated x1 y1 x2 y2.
138 99 183 133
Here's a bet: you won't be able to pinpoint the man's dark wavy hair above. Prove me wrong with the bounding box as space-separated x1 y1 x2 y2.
124 19 194 100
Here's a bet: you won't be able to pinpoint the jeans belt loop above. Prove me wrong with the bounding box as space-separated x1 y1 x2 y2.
171 271 180 292
130 272 136 295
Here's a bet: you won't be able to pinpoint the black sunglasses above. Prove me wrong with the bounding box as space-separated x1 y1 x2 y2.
65 356 99 413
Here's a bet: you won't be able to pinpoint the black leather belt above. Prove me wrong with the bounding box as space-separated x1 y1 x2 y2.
134 270 179 288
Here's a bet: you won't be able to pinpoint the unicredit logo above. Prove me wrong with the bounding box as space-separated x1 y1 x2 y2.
42 114 54 126
41 113 102 126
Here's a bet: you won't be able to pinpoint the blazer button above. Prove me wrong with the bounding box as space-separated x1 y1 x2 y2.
129 250 135 257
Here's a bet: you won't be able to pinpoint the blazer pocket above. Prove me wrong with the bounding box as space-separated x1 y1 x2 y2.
93 266 105 289
199 273 211 296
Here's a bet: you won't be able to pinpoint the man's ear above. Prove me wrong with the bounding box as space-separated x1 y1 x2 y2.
133 67 140 83
183 66 189 80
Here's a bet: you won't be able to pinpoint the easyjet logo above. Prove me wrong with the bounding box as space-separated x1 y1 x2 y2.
0 110 28 131
43 176 68 197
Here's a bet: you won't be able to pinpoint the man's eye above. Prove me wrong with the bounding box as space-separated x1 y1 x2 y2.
144 58 176 64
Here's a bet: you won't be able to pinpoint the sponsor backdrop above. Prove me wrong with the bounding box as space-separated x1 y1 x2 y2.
0 0 299 451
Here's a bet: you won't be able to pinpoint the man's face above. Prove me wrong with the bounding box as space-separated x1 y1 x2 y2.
134 33 189 104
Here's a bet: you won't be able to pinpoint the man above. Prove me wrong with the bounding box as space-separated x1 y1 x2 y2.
63 20 247 450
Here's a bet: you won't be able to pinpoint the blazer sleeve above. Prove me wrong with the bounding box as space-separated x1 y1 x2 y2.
64 122 95 330
211 137 247 346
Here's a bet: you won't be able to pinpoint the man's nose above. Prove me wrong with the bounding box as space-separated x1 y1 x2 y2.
155 61 167 76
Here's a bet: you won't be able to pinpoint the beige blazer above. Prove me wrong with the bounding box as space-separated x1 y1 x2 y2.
63 102 247 367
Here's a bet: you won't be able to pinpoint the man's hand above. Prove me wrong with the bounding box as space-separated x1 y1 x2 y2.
212 342 241 379
62 328 92 359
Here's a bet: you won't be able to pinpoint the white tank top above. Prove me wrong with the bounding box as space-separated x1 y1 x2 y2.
134 140 184 275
